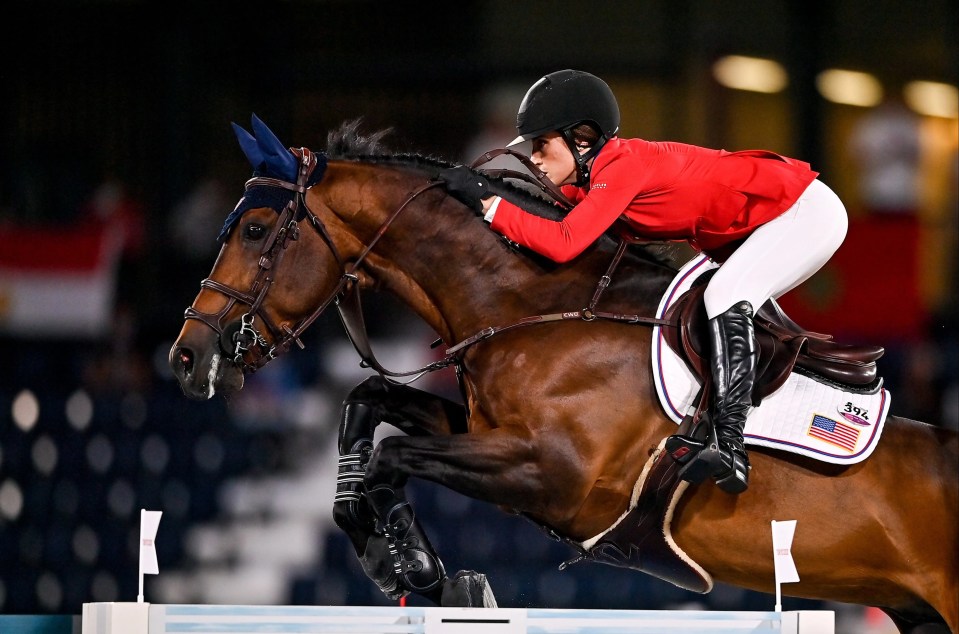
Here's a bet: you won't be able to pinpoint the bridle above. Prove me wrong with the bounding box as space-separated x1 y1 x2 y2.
183 147 448 374
184 148 319 371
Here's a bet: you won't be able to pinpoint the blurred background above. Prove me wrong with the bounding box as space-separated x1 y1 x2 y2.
0 1 956 632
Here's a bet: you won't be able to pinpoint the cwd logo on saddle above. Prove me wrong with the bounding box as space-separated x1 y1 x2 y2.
653 254 889 465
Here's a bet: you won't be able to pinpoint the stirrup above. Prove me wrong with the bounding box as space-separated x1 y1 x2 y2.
666 426 725 485
713 446 750 494
667 426 749 493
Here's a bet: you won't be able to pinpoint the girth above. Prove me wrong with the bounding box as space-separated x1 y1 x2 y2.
660 270 885 406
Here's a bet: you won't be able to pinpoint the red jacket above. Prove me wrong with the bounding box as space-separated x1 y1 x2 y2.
490 137 819 262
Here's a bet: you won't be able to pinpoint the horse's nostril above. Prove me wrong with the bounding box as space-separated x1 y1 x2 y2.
177 348 194 373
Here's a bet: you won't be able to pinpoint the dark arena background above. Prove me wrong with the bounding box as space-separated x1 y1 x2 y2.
1 2 956 633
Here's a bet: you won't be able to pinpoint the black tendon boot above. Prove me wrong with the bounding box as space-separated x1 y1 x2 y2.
705 301 756 494
363 484 447 602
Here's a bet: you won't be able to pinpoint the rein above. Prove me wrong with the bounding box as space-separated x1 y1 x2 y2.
186 147 674 380
469 147 576 210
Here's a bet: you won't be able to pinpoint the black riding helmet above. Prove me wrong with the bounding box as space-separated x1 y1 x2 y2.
507 69 621 185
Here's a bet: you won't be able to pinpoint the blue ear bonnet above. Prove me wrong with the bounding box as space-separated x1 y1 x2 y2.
218 114 327 241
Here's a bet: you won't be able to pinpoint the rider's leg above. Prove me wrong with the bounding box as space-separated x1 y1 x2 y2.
704 300 757 493
673 179 848 493
667 300 757 493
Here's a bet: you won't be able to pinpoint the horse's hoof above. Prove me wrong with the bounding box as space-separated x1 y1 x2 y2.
440 570 498 607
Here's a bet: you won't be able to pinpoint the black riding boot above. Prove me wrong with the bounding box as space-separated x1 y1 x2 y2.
705 301 756 494
667 301 756 494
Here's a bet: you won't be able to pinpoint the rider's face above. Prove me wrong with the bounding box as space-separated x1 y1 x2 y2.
530 132 578 186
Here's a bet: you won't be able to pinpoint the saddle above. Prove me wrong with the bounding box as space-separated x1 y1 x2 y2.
660 270 885 413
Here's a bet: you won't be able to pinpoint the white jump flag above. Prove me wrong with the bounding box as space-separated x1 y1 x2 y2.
771 519 800 612
138 509 162 602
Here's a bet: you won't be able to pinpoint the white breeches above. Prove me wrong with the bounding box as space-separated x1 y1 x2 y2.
704 179 848 319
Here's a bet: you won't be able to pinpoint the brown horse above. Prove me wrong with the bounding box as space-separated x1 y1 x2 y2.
169 116 958 632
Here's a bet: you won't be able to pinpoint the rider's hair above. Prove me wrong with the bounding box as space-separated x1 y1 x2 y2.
570 123 601 149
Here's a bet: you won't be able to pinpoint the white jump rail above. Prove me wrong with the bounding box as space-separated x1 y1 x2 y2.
82 603 834 634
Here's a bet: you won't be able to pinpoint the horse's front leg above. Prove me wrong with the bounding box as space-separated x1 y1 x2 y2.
333 375 458 551
366 430 549 511
333 376 488 605
363 428 557 604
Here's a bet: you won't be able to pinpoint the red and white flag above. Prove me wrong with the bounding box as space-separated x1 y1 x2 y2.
771 519 800 611
139 509 162 576
0 223 121 338
772 519 800 583
138 508 162 603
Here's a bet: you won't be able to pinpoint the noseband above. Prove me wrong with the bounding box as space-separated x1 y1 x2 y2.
183 148 446 373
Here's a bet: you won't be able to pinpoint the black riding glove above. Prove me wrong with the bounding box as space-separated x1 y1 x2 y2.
437 166 493 213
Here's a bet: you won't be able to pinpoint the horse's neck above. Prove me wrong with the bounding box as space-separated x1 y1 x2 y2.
374 226 674 346
324 162 675 343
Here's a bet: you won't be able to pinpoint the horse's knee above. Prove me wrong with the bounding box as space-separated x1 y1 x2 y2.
365 436 407 488
347 374 392 402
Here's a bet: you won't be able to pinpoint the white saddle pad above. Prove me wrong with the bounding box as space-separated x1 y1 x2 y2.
652 254 890 465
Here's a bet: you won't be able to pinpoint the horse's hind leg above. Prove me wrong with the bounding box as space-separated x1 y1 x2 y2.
331 376 494 606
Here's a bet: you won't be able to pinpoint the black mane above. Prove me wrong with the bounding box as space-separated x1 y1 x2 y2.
324 119 684 270
325 119 565 221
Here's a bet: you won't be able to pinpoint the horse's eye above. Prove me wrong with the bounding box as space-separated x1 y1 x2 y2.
244 223 267 241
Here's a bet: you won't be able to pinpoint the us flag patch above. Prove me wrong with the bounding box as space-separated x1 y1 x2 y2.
808 414 860 452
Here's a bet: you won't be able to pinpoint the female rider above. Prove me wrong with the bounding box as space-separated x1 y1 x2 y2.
439 69 849 494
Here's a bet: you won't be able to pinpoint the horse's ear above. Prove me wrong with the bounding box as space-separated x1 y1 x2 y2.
250 113 299 182
232 122 265 171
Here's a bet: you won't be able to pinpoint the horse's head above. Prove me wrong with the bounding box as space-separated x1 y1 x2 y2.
169 115 344 399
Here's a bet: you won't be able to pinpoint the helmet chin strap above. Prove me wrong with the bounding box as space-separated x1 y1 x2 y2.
560 128 607 187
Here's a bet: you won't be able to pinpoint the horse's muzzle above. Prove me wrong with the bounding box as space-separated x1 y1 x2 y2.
169 335 244 400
